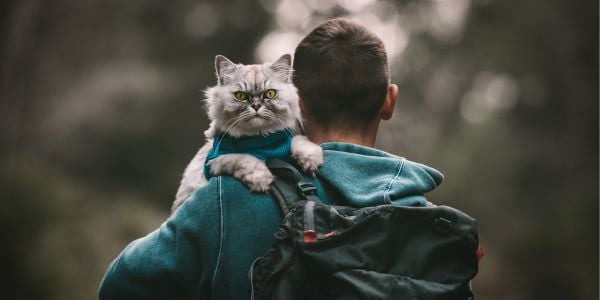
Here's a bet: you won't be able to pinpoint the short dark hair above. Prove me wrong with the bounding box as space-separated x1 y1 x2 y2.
293 18 389 132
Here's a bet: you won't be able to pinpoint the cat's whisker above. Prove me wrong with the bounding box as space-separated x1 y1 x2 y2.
262 110 285 124
219 112 248 130
223 116 247 135
262 110 299 137
260 110 284 128
217 112 252 142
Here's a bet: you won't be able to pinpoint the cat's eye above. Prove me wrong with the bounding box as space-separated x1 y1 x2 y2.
263 89 277 100
233 91 248 101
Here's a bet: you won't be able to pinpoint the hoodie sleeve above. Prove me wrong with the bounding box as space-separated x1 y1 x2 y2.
388 159 444 204
99 223 189 299
99 182 221 299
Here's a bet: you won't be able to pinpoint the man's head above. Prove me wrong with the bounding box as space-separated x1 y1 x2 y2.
293 18 396 139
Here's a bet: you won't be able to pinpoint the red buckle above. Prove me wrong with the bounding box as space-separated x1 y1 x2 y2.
303 230 317 243
323 230 336 238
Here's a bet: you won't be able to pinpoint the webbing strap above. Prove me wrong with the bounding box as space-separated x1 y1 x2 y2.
267 159 321 216
269 177 294 216
268 159 304 180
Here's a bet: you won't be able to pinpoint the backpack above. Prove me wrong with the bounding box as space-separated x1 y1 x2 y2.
249 159 481 300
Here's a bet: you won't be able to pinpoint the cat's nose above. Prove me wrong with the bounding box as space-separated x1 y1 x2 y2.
251 103 262 111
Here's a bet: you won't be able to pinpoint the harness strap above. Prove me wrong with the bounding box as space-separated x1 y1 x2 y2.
267 159 321 216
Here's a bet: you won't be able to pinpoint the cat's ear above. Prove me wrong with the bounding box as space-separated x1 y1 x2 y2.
270 54 292 82
215 55 236 85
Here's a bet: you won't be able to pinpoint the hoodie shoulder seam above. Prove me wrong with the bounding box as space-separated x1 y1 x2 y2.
383 158 404 204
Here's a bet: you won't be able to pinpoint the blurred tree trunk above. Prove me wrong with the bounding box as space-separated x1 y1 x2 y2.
0 0 42 163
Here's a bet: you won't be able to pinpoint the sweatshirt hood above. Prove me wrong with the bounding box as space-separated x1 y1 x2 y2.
317 142 443 207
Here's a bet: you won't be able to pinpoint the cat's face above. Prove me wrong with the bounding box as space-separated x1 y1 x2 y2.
204 54 301 138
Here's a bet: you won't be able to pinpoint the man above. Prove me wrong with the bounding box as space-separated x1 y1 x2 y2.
99 18 443 299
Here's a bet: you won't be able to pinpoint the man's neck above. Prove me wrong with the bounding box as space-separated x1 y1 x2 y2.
305 128 377 148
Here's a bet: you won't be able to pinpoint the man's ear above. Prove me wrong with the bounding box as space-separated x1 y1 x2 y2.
381 83 398 120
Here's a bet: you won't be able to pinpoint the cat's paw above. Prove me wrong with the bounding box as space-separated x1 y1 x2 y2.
209 153 274 192
291 135 324 176
241 166 275 192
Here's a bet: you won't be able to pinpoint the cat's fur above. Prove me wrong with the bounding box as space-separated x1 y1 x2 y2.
172 54 323 212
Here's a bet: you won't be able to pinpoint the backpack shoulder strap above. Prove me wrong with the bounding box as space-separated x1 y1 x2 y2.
267 159 320 216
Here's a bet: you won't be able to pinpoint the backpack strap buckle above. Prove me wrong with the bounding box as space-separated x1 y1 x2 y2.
297 182 317 195
268 158 322 213
297 181 319 202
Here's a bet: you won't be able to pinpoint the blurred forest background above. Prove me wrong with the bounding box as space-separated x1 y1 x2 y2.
0 0 597 299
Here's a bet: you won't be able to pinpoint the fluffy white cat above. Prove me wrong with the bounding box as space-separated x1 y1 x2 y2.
172 54 323 212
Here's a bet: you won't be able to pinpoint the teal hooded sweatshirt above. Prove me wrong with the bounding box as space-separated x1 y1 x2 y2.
98 142 443 299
